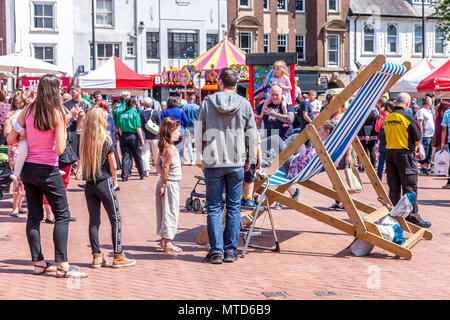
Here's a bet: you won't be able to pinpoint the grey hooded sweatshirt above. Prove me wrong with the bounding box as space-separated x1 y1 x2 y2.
195 91 258 169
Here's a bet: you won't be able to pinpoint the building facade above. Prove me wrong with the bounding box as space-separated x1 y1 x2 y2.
137 0 227 75
227 0 350 92
13 0 75 72
349 0 449 73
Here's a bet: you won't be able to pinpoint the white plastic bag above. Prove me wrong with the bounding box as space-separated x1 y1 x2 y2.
389 194 414 218
376 224 395 241
434 150 450 176
351 239 374 256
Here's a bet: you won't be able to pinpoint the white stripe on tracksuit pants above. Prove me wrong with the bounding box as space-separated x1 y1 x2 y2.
85 177 122 254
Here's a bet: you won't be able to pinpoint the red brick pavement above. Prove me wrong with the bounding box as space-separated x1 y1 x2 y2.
0 167 449 300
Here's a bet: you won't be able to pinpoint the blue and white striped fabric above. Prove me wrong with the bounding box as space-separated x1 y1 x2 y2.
268 62 407 186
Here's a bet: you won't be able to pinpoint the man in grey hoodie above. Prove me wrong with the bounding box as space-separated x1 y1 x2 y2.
195 68 258 264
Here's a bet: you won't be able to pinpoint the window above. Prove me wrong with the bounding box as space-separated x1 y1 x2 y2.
263 0 269 10
264 34 270 53
207 34 218 50
327 35 339 66
91 43 120 69
412 0 432 4
295 0 304 12
277 0 287 11
239 32 252 53
146 32 159 59
33 3 55 29
96 0 113 27
296 35 305 62
387 24 397 54
34 44 55 64
414 25 423 55
435 27 445 54
363 24 375 53
127 42 135 56
240 0 250 8
329 0 338 12
278 34 288 52
168 32 199 59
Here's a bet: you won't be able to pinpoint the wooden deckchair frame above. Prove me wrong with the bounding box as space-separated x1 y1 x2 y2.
196 55 433 259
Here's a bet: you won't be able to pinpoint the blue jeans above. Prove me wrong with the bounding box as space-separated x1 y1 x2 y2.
419 136 433 165
204 167 244 255
377 142 386 180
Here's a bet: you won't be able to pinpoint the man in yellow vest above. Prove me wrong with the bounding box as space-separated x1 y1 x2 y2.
381 92 431 228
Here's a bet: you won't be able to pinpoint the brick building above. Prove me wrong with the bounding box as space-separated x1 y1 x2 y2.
228 0 350 92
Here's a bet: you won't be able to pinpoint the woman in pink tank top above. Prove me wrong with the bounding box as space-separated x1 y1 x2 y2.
7 74 87 278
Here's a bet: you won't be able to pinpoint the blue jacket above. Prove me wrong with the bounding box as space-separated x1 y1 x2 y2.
182 102 200 128
161 107 189 134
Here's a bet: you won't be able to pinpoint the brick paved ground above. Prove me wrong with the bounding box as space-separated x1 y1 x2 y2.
0 166 449 300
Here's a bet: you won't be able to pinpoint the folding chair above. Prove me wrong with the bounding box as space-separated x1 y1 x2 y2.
197 55 432 260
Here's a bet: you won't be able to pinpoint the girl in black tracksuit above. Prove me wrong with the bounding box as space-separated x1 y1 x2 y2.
80 106 136 268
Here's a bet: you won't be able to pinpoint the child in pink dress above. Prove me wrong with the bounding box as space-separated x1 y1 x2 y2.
272 61 292 127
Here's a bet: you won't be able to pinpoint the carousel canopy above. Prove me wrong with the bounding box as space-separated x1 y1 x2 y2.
390 59 435 92
190 39 246 71
78 55 152 89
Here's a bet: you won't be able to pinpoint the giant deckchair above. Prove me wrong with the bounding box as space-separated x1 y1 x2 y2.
197 55 432 260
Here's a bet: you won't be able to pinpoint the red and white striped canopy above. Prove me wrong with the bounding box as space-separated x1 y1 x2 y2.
79 56 152 89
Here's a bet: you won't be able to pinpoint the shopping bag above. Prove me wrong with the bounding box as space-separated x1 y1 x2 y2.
433 150 450 176
416 143 425 161
337 168 364 194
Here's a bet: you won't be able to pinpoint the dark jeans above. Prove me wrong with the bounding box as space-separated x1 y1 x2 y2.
21 162 70 262
419 136 433 166
85 177 122 254
360 139 377 167
120 132 144 179
386 149 419 214
204 166 244 255
377 143 386 180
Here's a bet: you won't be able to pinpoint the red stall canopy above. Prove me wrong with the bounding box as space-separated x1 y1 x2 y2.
417 59 450 92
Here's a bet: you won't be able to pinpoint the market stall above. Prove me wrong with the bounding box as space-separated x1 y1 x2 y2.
390 59 435 93
78 55 153 95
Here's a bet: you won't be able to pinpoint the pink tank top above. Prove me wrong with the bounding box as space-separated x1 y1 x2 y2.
25 114 59 167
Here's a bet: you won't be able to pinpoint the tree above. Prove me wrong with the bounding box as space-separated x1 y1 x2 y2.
431 0 450 41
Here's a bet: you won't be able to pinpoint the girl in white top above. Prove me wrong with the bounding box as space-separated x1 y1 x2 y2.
155 117 183 254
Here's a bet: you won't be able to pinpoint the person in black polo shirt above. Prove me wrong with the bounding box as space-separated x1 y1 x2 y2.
380 92 431 228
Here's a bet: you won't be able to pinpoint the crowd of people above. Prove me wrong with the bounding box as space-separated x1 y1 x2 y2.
0 61 448 274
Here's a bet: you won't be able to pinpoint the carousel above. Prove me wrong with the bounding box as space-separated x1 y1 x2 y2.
153 39 250 103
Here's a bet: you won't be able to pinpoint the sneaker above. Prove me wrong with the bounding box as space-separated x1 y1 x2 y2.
244 199 256 207
202 252 223 264
291 188 300 201
112 253 136 268
91 253 107 268
70 217 77 222
328 203 339 210
405 213 431 228
274 202 283 210
10 212 19 218
223 252 238 263
190 161 196 166
336 204 345 211
442 183 450 189
240 199 246 206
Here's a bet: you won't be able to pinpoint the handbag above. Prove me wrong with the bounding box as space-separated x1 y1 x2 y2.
145 110 159 135
416 142 425 161
337 167 364 194
58 133 78 169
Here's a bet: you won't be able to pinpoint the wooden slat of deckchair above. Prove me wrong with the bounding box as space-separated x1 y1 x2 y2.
264 188 412 259
403 229 426 249
299 180 378 213
254 55 387 193
363 207 390 223
305 125 367 235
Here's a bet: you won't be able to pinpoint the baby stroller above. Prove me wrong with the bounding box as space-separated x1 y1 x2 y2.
0 145 11 200
185 175 207 213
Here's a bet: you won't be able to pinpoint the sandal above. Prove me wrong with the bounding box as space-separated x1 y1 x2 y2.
163 242 183 254
33 262 57 275
56 265 88 278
